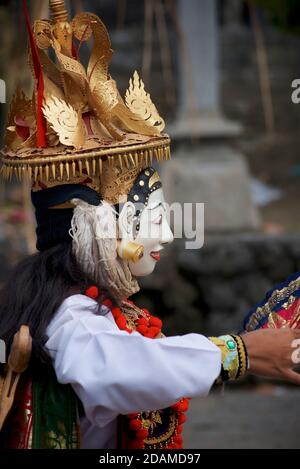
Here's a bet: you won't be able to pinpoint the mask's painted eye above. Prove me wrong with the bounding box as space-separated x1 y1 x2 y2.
154 214 163 225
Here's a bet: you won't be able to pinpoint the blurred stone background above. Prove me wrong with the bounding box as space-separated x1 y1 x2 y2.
1 0 300 448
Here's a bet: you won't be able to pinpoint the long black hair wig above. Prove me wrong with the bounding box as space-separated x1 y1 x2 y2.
0 242 99 374
0 184 107 374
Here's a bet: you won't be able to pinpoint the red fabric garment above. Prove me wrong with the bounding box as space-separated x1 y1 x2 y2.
22 0 47 148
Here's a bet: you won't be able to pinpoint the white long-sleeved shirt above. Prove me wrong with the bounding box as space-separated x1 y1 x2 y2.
45 294 221 449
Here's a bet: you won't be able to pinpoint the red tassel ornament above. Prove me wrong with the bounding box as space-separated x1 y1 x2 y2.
85 286 99 300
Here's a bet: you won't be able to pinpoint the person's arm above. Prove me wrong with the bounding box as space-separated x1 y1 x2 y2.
45 296 221 428
209 328 300 385
243 328 300 385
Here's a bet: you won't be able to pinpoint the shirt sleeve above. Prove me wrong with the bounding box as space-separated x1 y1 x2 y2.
45 296 221 429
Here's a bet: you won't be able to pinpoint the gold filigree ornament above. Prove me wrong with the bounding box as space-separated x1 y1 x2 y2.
34 20 53 50
1 0 171 196
43 97 86 149
72 12 113 87
5 88 36 152
125 71 165 133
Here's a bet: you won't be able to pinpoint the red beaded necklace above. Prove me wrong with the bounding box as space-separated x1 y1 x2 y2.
85 286 189 449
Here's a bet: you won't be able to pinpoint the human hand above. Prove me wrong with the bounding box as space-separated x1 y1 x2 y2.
242 328 300 385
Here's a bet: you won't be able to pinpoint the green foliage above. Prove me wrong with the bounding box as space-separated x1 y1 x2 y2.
253 0 300 34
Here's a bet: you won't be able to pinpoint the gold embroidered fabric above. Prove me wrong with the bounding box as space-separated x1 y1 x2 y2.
245 275 300 331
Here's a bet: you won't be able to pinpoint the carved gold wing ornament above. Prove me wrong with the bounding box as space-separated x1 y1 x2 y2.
43 97 85 149
34 12 163 148
1 0 170 183
125 71 165 133
5 88 36 152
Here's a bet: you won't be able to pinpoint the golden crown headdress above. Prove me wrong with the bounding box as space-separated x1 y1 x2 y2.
0 0 170 197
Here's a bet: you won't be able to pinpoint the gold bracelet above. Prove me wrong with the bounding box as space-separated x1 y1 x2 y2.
232 334 248 379
209 335 240 383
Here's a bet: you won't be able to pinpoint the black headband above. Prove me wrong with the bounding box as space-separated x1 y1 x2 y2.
31 184 101 210
32 184 101 251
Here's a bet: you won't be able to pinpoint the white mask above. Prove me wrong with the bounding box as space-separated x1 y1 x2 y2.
118 187 174 277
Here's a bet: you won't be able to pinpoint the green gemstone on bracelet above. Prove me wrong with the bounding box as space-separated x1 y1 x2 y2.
226 339 236 351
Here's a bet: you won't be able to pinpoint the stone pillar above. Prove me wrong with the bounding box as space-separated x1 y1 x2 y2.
178 0 219 115
169 0 241 139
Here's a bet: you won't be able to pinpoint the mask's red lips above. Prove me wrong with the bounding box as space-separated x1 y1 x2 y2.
150 251 161 261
